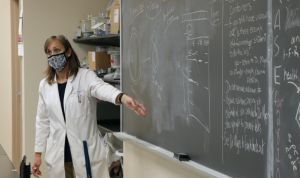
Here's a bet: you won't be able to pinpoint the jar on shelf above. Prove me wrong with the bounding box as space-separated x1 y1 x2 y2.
91 12 106 36
80 14 92 32
108 47 120 69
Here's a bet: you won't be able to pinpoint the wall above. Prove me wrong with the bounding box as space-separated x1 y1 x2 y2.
23 0 109 177
21 0 25 159
0 0 13 160
124 141 209 178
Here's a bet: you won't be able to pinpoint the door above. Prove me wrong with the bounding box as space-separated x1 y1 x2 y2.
11 0 22 170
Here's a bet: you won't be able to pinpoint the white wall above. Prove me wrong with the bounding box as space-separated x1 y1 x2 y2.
0 0 13 160
23 0 109 177
124 141 210 178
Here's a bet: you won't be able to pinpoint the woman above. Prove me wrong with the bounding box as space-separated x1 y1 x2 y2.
31 35 146 178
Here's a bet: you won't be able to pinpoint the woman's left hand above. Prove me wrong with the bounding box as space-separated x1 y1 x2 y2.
121 94 146 116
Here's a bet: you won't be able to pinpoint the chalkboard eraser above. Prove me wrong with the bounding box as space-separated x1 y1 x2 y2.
173 153 190 161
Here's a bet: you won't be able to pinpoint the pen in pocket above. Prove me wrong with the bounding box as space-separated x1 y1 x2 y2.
78 94 81 103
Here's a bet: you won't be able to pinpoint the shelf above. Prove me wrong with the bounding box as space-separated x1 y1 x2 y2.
102 78 120 84
73 34 120 47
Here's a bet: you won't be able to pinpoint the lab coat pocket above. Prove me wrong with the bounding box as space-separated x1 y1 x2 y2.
45 138 57 166
85 133 106 166
69 91 88 118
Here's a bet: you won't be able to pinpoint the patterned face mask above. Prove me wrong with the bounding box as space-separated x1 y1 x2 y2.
48 50 69 72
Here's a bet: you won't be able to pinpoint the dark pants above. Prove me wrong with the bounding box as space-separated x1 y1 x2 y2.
64 162 75 178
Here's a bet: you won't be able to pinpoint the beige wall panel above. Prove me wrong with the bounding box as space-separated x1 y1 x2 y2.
21 0 26 159
124 142 210 178
0 0 13 160
23 0 109 177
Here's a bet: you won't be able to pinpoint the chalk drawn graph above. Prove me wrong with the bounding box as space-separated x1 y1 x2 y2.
128 4 212 132
180 16 211 132
184 36 211 133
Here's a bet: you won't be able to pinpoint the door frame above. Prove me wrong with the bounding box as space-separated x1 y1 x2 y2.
11 0 22 170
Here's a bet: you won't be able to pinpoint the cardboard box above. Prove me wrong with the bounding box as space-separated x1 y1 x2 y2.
115 0 120 5
88 51 111 70
110 4 120 34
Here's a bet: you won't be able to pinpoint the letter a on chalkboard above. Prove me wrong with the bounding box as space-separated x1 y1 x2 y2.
274 9 281 30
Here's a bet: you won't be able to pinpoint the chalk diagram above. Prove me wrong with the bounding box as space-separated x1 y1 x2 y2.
181 10 208 23
145 0 161 19
181 15 211 132
128 28 142 85
207 0 223 26
185 35 210 133
151 31 159 73
295 102 300 128
186 24 193 36
126 5 216 132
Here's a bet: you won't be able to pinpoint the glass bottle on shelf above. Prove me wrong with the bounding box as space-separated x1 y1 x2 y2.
88 14 92 20
91 12 106 37
105 12 111 24
80 14 92 32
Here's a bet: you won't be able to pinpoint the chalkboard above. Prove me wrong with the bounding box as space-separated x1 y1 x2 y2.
121 0 300 177
273 0 300 177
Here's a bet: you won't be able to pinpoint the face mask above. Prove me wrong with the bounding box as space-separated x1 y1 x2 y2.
48 50 69 72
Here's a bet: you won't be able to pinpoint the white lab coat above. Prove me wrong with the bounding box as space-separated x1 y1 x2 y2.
34 68 121 178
